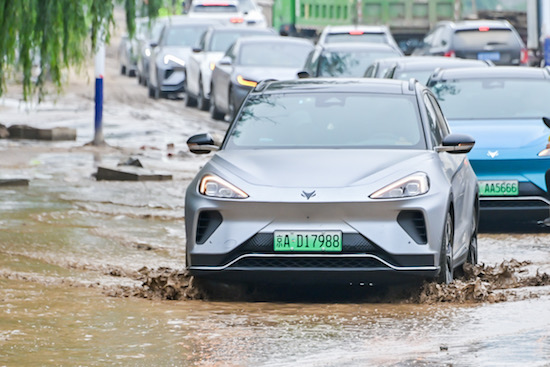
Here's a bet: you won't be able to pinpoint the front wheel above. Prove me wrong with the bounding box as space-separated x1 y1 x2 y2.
437 211 454 284
466 207 478 265
197 78 209 111
209 86 225 120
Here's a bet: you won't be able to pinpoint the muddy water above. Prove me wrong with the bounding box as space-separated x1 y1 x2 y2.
1 149 550 367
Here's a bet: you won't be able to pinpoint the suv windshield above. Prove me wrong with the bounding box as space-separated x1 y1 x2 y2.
164 25 210 47
431 79 550 119
453 29 521 48
209 31 270 52
225 92 425 149
239 43 311 67
319 49 401 77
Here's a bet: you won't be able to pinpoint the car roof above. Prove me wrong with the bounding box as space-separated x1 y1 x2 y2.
392 56 491 70
438 19 514 31
166 16 223 26
323 25 390 33
193 0 239 5
208 25 274 33
430 66 550 81
320 42 400 52
253 78 417 96
236 36 312 46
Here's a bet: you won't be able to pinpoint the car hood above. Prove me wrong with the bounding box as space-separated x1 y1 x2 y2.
234 66 302 83
161 46 192 59
448 118 550 158
206 149 434 188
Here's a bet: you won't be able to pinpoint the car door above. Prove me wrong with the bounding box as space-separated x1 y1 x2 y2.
424 92 472 257
214 43 237 113
187 31 208 97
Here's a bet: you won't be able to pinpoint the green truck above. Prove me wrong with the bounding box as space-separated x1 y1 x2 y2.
271 0 459 52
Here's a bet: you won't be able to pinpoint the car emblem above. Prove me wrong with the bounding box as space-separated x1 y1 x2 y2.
487 150 499 158
301 190 316 200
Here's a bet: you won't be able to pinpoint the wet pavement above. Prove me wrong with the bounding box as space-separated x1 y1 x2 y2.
1 33 550 367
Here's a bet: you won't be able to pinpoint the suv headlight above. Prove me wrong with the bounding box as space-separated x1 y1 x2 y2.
370 172 429 199
199 175 248 199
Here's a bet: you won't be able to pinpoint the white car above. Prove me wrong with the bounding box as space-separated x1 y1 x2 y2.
185 25 275 110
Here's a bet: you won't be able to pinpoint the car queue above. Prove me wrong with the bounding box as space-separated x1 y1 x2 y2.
118 8 550 286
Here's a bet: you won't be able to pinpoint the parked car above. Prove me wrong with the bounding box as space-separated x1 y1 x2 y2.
428 66 550 225
412 20 528 66
380 56 492 83
118 17 149 77
209 36 314 120
187 0 245 24
147 18 220 99
136 16 174 87
185 26 275 110
317 25 400 50
302 42 403 78
185 78 478 285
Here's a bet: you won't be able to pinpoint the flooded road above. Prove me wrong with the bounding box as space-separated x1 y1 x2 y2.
2 32 550 367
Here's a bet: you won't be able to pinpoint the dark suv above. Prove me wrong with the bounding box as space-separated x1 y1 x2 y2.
412 20 527 66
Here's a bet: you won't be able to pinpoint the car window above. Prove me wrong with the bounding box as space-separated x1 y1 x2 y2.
225 92 425 149
192 4 238 13
237 0 256 12
163 25 210 47
431 78 550 119
430 26 447 47
318 49 401 77
453 29 521 48
325 33 387 44
427 94 450 136
238 43 312 67
423 94 444 145
209 31 271 52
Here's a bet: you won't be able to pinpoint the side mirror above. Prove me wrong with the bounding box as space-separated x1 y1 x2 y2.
219 56 232 66
150 42 158 48
435 133 475 154
192 47 203 53
543 117 550 129
297 71 310 79
187 133 219 154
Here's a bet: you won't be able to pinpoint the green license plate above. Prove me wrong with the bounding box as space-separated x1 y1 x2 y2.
274 231 342 252
479 180 519 196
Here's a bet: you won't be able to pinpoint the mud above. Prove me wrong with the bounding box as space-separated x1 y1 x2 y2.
106 259 550 304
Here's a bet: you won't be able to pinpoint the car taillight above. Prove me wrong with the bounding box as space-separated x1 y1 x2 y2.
520 48 529 65
230 17 244 23
349 30 364 35
444 50 455 58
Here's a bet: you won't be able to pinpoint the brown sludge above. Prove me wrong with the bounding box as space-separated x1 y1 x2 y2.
417 259 550 304
111 259 550 303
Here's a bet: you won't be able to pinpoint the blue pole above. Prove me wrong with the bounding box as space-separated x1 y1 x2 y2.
92 32 106 146
94 76 104 142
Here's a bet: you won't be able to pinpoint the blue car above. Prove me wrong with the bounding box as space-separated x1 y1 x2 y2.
428 67 550 226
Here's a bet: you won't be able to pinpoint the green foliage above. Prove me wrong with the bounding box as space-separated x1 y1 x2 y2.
0 0 163 100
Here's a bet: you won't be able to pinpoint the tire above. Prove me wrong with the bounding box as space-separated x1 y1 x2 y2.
437 211 454 284
227 87 236 122
121 65 127 75
197 77 209 111
209 86 225 120
466 206 478 265
184 76 197 107
148 83 155 98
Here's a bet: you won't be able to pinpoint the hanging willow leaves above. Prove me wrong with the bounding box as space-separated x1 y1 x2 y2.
0 0 165 101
